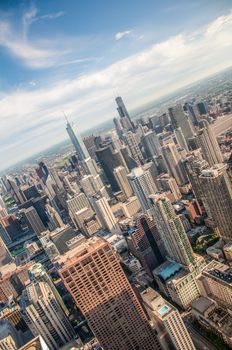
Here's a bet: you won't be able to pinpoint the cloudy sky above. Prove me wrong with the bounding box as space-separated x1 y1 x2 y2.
0 0 232 171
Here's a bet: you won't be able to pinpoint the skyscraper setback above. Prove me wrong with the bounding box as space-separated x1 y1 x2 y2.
58 237 161 350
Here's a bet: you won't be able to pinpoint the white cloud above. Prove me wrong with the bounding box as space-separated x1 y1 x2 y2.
115 30 132 41
0 10 232 170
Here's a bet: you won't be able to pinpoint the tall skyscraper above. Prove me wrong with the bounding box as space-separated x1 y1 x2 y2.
113 166 133 198
161 142 188 186
58 237 161 350
141 131 161 159
115 96 134 130
150 194 196 268
199 164 232 241
95 146 121 192
196 120 223 166
123 131 144 165
92 196 120 234
126 214 164 276
21 207 46 236
128 167 157 212
174 127 189 151
168 104 195 141
66 120 90 161
141 288 196 350
0 320 22 350
20 281 74 350
0 237 13 267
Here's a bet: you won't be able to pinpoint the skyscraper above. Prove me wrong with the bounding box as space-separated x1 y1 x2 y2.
113 166 133 198
0 320 22 350
150 194 196 268
199 164 232 241
0 237 13 267
141 287 196 350
95 146 121 192
20 281 74 350
196 120 223 166
115 96 134 130
21 206 46 236
168 104 195 141
123 131 144 165
126 214 165 276
141 130 161 159
66 120 90 161
92 196 120 234
161 142 188 186
58 237 161 350
128 167 157 212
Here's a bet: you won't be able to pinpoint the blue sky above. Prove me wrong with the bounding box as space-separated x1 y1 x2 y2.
0 0 232 170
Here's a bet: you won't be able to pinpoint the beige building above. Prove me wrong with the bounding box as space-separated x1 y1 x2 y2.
113 166 133 198
20 281 74 350
197 260 232 309
58 237 161 350
141 287 196 350
199 164 232 241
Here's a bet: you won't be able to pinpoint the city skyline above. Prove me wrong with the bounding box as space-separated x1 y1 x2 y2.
0 0 232 170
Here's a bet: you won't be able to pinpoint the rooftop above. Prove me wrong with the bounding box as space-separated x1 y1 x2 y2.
153 261 181 281
203 260 232 285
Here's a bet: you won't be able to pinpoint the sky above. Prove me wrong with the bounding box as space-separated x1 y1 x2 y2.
0 0 232 171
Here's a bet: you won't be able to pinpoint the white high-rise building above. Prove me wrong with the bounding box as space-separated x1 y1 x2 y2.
67 193 90 220
161 143 187 186
92 197 121 234
113 166 133 198
66 121 90 161
123 131 144 165
128 167 157 212
168 104 195 142
196 120 223 166
150 194 195 268
20 281 74 350
141 287 196 350
141 131 161 158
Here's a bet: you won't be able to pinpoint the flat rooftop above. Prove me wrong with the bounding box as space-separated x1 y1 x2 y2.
203 260 232 285
56 236 107 269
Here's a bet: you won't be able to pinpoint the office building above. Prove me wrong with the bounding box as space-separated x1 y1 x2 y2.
141 131 161 158
141 287 196 350
168 104 195 141
0 302 28 334
95 146 121 192
157 174 181 201
6 177 26 205
83 135 98 160
113 117 123 139
174 127 189 151
67 193 90 223
126 214 165 276
161 143 188 186
197 260 232 309
128 167 157 212
20 281 74 350
113 166 133 198
21 206 46 236
19 336 50 350
0 224 12 246
66 120 89 161
150 194 196 268
0 320 22 350
196 101 208 116
115 96 134 130
92 197 121 234
199 164 232 241
0 237 13 267
58 237 161 350
153 260 204 309
196 120 223 166
123 131 144 165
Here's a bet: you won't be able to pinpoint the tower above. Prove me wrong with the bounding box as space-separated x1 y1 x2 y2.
58 237 161 350
123 131 144 165
115 96 134 130
150 194 196 268
113 166 133 198
66 120 90 161
128 167 157 212
20 281 74 350
92 196 120 234
141 288 196 350
196 120 223 166
199 164 232 241
141 131 161 159
168 104 195 141
21 207 46 236
161 143 187 186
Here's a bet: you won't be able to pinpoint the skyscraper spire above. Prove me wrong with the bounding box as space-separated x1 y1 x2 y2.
65 118 90 161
